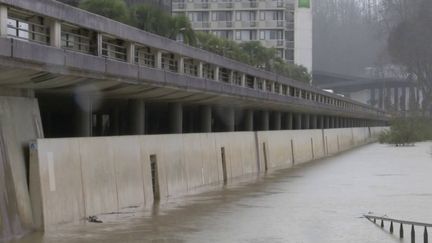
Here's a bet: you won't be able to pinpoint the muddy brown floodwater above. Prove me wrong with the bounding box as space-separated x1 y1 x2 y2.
9 142 432 243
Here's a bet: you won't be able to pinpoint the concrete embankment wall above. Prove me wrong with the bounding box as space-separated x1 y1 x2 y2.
30 127 388 230
0 96 43 240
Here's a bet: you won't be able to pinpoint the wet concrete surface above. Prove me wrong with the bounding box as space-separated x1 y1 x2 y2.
8 142 432 243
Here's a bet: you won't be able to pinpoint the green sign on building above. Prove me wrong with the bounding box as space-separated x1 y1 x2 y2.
299 0 310 8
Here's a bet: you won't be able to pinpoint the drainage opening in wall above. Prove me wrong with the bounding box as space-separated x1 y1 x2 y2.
220 147 227 184
149 154 160 201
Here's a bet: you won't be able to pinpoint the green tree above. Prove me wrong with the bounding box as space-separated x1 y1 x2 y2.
169 15 196 45
79 0 130 23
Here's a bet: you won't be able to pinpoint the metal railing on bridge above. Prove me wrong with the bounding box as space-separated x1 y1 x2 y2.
364 214 431 243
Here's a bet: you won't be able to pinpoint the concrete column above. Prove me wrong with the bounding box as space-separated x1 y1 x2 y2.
49 20 61 48
228 70 234 84
335 117 340 128
262 79 267 91
200 105 212 133
401 86 407 112
324 116 330 129
129 99 145 135
226 107 235 132
155 51 162 69
286 112 293 130
303 114 310 129
97 33 103 57
260 111 269 131
296 113 302 130
394 87 399 111
271 111 281 130
78 95 93 137
0 5 7 38
127 43 136 64
169 103 183 133
270 81 275 93
178 56 184 73
214 66 219 81
244 110 253 131
241 73 246 87
318 115 324 129
198 62 203 78
311 115 318 129
378 87 384 109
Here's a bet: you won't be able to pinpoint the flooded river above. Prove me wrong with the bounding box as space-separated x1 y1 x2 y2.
9 142 432 243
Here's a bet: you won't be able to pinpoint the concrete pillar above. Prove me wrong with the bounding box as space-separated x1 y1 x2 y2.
177 56 184 73
0 5 7 38
156 51 162 69
271 111 281 130
286 112 293 130
214 66 220 81
97 33 103 57
296 113 302 130
49 20 61 48
129 99 145 135
324 116 330 129
169 103 183 133
335 117 340 128
378 87 384 109
78 95 93 137
244 109 253 131
260 111 269 131
318 115 324 129
200 105 212 133
226 107 235 132
228 70 234 84
394 87 399 111
311 115 318 129
241 73 246 87
304 114 310 129
198 62 203 78
127 43 135 64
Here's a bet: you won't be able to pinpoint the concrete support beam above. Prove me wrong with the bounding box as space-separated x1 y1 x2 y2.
200 105 212 133
0 5 7 38
198 62 203 78
244 109 253 131
241 74 246 87
129 99 145 135
178 57 184 73
226 107 235 132
169 103 183 134
295 113 302 130
127 43 135 64
155 51 162 69
78 95 93 137
271 111 281 130
97 33 103 57
260 111 269 131
304 114 310 129
285 112 293 130
311 115 318 129
214 66 219 81
324 116 330 129
318 115 324 129
49 20 61 48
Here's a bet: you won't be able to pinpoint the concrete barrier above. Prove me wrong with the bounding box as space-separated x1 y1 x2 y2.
30 127 384 229
0 96 43 239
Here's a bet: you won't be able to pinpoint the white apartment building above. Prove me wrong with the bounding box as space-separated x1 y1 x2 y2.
172 0 312 72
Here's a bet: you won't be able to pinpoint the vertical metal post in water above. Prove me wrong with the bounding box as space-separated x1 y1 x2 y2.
424 227 428 243
390 221 394 234
400 224 404 238
412 225 415 243
381 220 384 228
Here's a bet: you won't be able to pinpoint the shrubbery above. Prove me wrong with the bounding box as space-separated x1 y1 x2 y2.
378 117 432 146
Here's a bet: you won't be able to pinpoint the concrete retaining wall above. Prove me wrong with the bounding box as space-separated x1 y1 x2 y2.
30 127 387 230
0 96 43 240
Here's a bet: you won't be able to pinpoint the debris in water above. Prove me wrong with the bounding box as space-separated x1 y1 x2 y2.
88 216 103 223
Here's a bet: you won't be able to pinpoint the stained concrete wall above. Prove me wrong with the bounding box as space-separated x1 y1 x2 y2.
30 127 388 230
0 96 43 240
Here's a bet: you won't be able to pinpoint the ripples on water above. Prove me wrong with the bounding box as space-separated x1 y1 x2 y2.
9 142 432 243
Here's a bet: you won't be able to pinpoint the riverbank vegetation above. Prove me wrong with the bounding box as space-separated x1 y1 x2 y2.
77 0 311 82
379 117 432 146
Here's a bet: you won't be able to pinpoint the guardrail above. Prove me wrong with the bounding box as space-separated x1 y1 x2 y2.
364 214 431 243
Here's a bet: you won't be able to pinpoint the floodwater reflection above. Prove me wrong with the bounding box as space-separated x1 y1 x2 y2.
10 142 432 243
